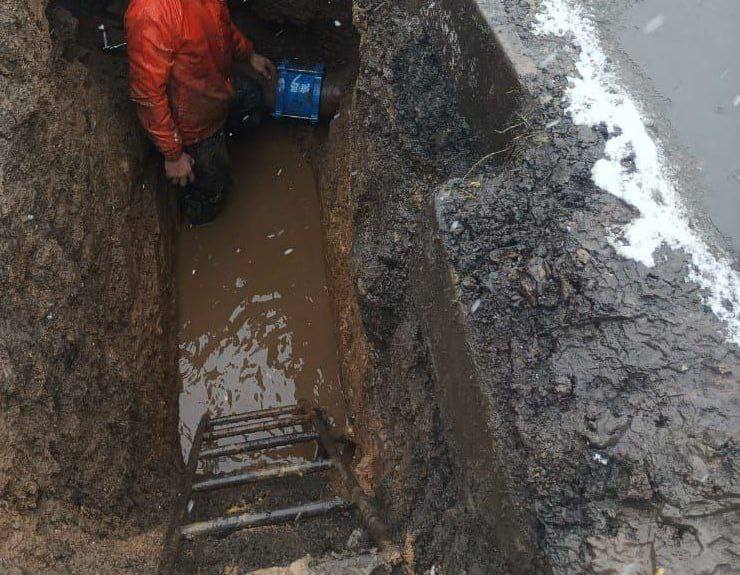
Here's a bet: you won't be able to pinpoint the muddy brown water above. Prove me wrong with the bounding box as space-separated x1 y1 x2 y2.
176 123 346 473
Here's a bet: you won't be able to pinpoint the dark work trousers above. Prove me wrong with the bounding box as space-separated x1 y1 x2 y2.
180 74 265 225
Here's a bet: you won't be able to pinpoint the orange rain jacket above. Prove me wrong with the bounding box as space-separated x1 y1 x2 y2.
125 0 254 160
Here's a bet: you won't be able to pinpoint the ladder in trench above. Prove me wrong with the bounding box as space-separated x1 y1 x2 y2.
157 403 391 574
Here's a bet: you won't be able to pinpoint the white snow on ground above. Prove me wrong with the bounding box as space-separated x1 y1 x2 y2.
533 0 740 345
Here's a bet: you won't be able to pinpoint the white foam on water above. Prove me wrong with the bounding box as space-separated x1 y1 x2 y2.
533 0 740 345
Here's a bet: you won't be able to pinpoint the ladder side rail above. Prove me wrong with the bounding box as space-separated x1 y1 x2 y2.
311 409 392 549
157 413 210 575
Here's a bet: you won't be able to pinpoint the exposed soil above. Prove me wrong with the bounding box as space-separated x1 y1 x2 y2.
309 1 739 573
0 1 180 572
313 3 519 573
2 1 367 573
425 2 738 573
1 0 505 572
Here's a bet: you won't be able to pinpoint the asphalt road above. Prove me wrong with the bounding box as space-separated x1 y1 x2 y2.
586 0 739 257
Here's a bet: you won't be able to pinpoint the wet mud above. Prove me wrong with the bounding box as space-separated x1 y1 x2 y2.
177 123 347 473
0 2 178 573
433 1 740 573
316 1 739 573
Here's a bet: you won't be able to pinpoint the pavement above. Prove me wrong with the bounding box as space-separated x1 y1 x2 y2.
584 0 740 259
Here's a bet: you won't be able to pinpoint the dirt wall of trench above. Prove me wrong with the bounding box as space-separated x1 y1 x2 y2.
312 2 536 573
0 3 179 572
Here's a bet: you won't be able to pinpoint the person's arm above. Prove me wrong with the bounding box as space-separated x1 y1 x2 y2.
229 16 275 80
126 5 194 185
230 20 254 60
126 3 193 185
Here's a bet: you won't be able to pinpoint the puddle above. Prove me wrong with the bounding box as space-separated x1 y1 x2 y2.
176 123 346 472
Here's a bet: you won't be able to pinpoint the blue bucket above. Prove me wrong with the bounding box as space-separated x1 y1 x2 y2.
273 61 325 124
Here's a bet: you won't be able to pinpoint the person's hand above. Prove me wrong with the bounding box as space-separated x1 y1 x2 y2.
165 152 195 187
249 52 276 81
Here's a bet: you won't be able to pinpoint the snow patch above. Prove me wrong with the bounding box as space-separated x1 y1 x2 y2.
592 453 608 466
534 0 740 345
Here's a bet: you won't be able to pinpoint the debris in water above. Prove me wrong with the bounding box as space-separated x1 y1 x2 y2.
470 299 481 313
593 453 608 465
643 14 665 34
187 499 194 514
251 292 281 303
333 19 342 27
277 168 283 177
450 220 461 232
284 248 294 256
228 302 246 323
191 269 196 275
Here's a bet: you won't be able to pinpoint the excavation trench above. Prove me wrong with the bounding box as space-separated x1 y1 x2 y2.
2 0 531 572
5 1 736 573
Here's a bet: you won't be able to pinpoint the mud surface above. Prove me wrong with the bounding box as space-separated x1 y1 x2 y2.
314 3 515 573
434 1 740 573
177 124 347 474
244 0 344 26
4 0 736 573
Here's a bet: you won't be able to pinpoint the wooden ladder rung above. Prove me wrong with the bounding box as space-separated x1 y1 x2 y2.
180 498 352 540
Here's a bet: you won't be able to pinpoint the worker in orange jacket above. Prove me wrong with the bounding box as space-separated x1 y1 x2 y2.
125 0 275 224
